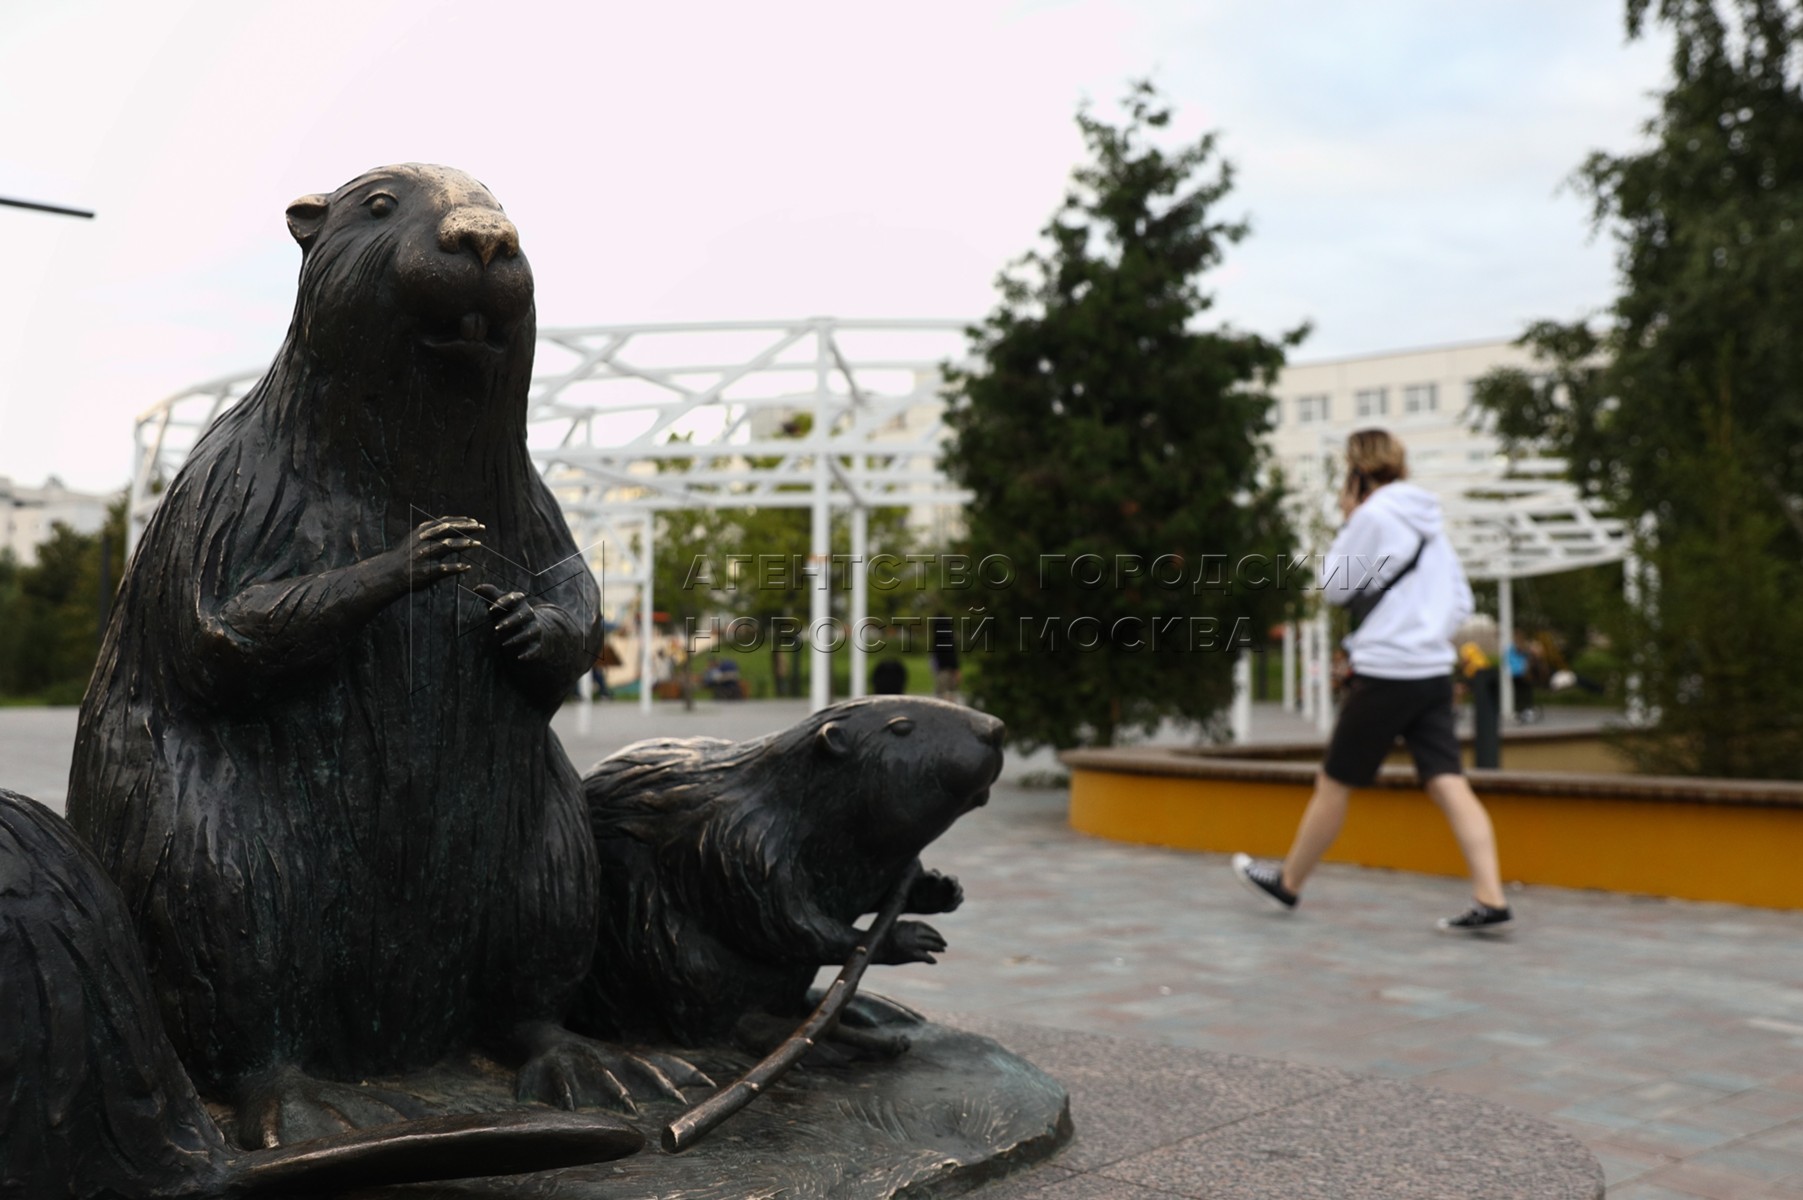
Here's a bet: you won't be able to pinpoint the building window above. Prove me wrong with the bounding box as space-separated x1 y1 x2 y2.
1403 383 1438 414
1296 394 1330 423
1354 387 1388 418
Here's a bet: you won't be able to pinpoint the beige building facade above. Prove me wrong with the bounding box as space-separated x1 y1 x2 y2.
1266 336 1541 519
1 476 111 566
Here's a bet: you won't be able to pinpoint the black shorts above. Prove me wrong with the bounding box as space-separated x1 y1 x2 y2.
1323 673 1463 787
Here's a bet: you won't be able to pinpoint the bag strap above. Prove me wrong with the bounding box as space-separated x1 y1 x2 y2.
1345 535 1429 630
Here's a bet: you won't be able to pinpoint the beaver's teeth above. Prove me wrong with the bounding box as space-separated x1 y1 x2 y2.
460 313 487 342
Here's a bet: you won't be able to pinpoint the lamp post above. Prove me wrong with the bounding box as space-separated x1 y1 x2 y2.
0 196 94 219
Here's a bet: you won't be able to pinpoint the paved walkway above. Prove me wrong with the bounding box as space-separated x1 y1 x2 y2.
4 700 1799 1197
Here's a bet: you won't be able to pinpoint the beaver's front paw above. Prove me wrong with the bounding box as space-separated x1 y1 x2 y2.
877 919 947 966
907 868 963 915
389 516 483 592
473 585 557 663
514 1023 712 1115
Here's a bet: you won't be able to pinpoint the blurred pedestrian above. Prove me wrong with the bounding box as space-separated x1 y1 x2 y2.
1506 633 1539 723
701 656 744 700
929 616 961 702
871 658 908 695
590 639 621 701
1231 429 1512 934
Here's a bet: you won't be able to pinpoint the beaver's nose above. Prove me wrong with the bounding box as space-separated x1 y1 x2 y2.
974 712 1005 748
437 208 520 267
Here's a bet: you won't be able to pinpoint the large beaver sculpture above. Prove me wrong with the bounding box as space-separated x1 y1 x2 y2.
0 789 643 1198
65 165 700 1151
569 697 1004 1051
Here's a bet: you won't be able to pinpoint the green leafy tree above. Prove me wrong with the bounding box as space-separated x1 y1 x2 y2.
942 82 1302 750
0 497 127 703
650 506 738 707
691 504 926 697
650 414 928 699
1589 0 1803 511
1622 406 1803 773
1467 0 1803 776
661 417 820 698
647 434 819 702
1468 321 1615 492
0 550 23 696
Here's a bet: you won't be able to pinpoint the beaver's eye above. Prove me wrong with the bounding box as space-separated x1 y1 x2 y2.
367 193 397 218
887 718 915 737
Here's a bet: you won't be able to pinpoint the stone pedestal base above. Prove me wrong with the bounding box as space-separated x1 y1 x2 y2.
232 1013 1606 1199
337 1018 1070 1198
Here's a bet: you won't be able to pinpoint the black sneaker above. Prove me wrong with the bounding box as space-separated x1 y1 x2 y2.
1437 901 1513 934
1231 853 1298 910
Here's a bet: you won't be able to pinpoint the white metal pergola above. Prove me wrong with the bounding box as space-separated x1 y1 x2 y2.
128 319 975 713
132 326 1628 733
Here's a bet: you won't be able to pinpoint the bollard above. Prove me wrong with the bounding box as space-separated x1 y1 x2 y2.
1471 667 1501 769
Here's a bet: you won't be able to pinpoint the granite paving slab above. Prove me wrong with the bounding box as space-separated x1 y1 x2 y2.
955 1019 1603 1199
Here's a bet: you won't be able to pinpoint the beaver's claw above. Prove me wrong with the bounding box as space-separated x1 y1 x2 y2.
473 584 554 663
623 1048 715 1098
517 1039 637 1114
395 516 483 590
877 919 947 966
515 1025 712 1114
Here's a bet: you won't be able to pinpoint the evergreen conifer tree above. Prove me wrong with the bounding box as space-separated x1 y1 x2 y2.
942 82 1303 749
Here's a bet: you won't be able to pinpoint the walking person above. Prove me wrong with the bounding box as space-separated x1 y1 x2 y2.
1231 429 1512 933
1506 633 1540 723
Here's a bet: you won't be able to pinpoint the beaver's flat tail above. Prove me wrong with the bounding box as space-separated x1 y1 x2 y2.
227 1110 643 1195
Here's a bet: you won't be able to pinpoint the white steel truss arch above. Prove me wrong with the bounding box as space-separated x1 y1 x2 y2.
129 318 976 713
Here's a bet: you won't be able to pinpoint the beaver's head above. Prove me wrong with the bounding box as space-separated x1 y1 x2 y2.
803 697 1004 856
282 164 533 374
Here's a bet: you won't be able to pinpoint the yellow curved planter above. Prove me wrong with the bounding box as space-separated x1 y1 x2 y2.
1062 750 1803 911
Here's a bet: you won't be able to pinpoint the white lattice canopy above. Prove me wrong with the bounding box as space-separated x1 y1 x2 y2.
130 319 974 713
131 323 1627 724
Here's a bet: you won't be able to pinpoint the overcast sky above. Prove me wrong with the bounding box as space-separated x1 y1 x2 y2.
1 0 1669 493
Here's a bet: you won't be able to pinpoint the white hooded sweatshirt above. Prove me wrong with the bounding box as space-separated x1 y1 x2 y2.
1317 480 1473 679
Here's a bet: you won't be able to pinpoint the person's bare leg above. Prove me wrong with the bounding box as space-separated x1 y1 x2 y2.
1423 773 1506 908
1280 772 1354 893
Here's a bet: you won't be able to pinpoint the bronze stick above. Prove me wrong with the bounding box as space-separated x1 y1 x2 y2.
662 859 923 1153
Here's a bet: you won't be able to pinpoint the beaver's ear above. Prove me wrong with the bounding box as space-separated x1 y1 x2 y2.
815 722 851 759
285 194 330 251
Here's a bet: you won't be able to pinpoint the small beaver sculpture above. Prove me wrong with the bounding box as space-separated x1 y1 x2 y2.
0 789 642 1199
570 698 1004 1052
66 164 701 1150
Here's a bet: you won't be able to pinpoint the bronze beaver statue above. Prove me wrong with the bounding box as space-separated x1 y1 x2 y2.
65 164 701 1150
569 697 1004 1052
0 789 643 1198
